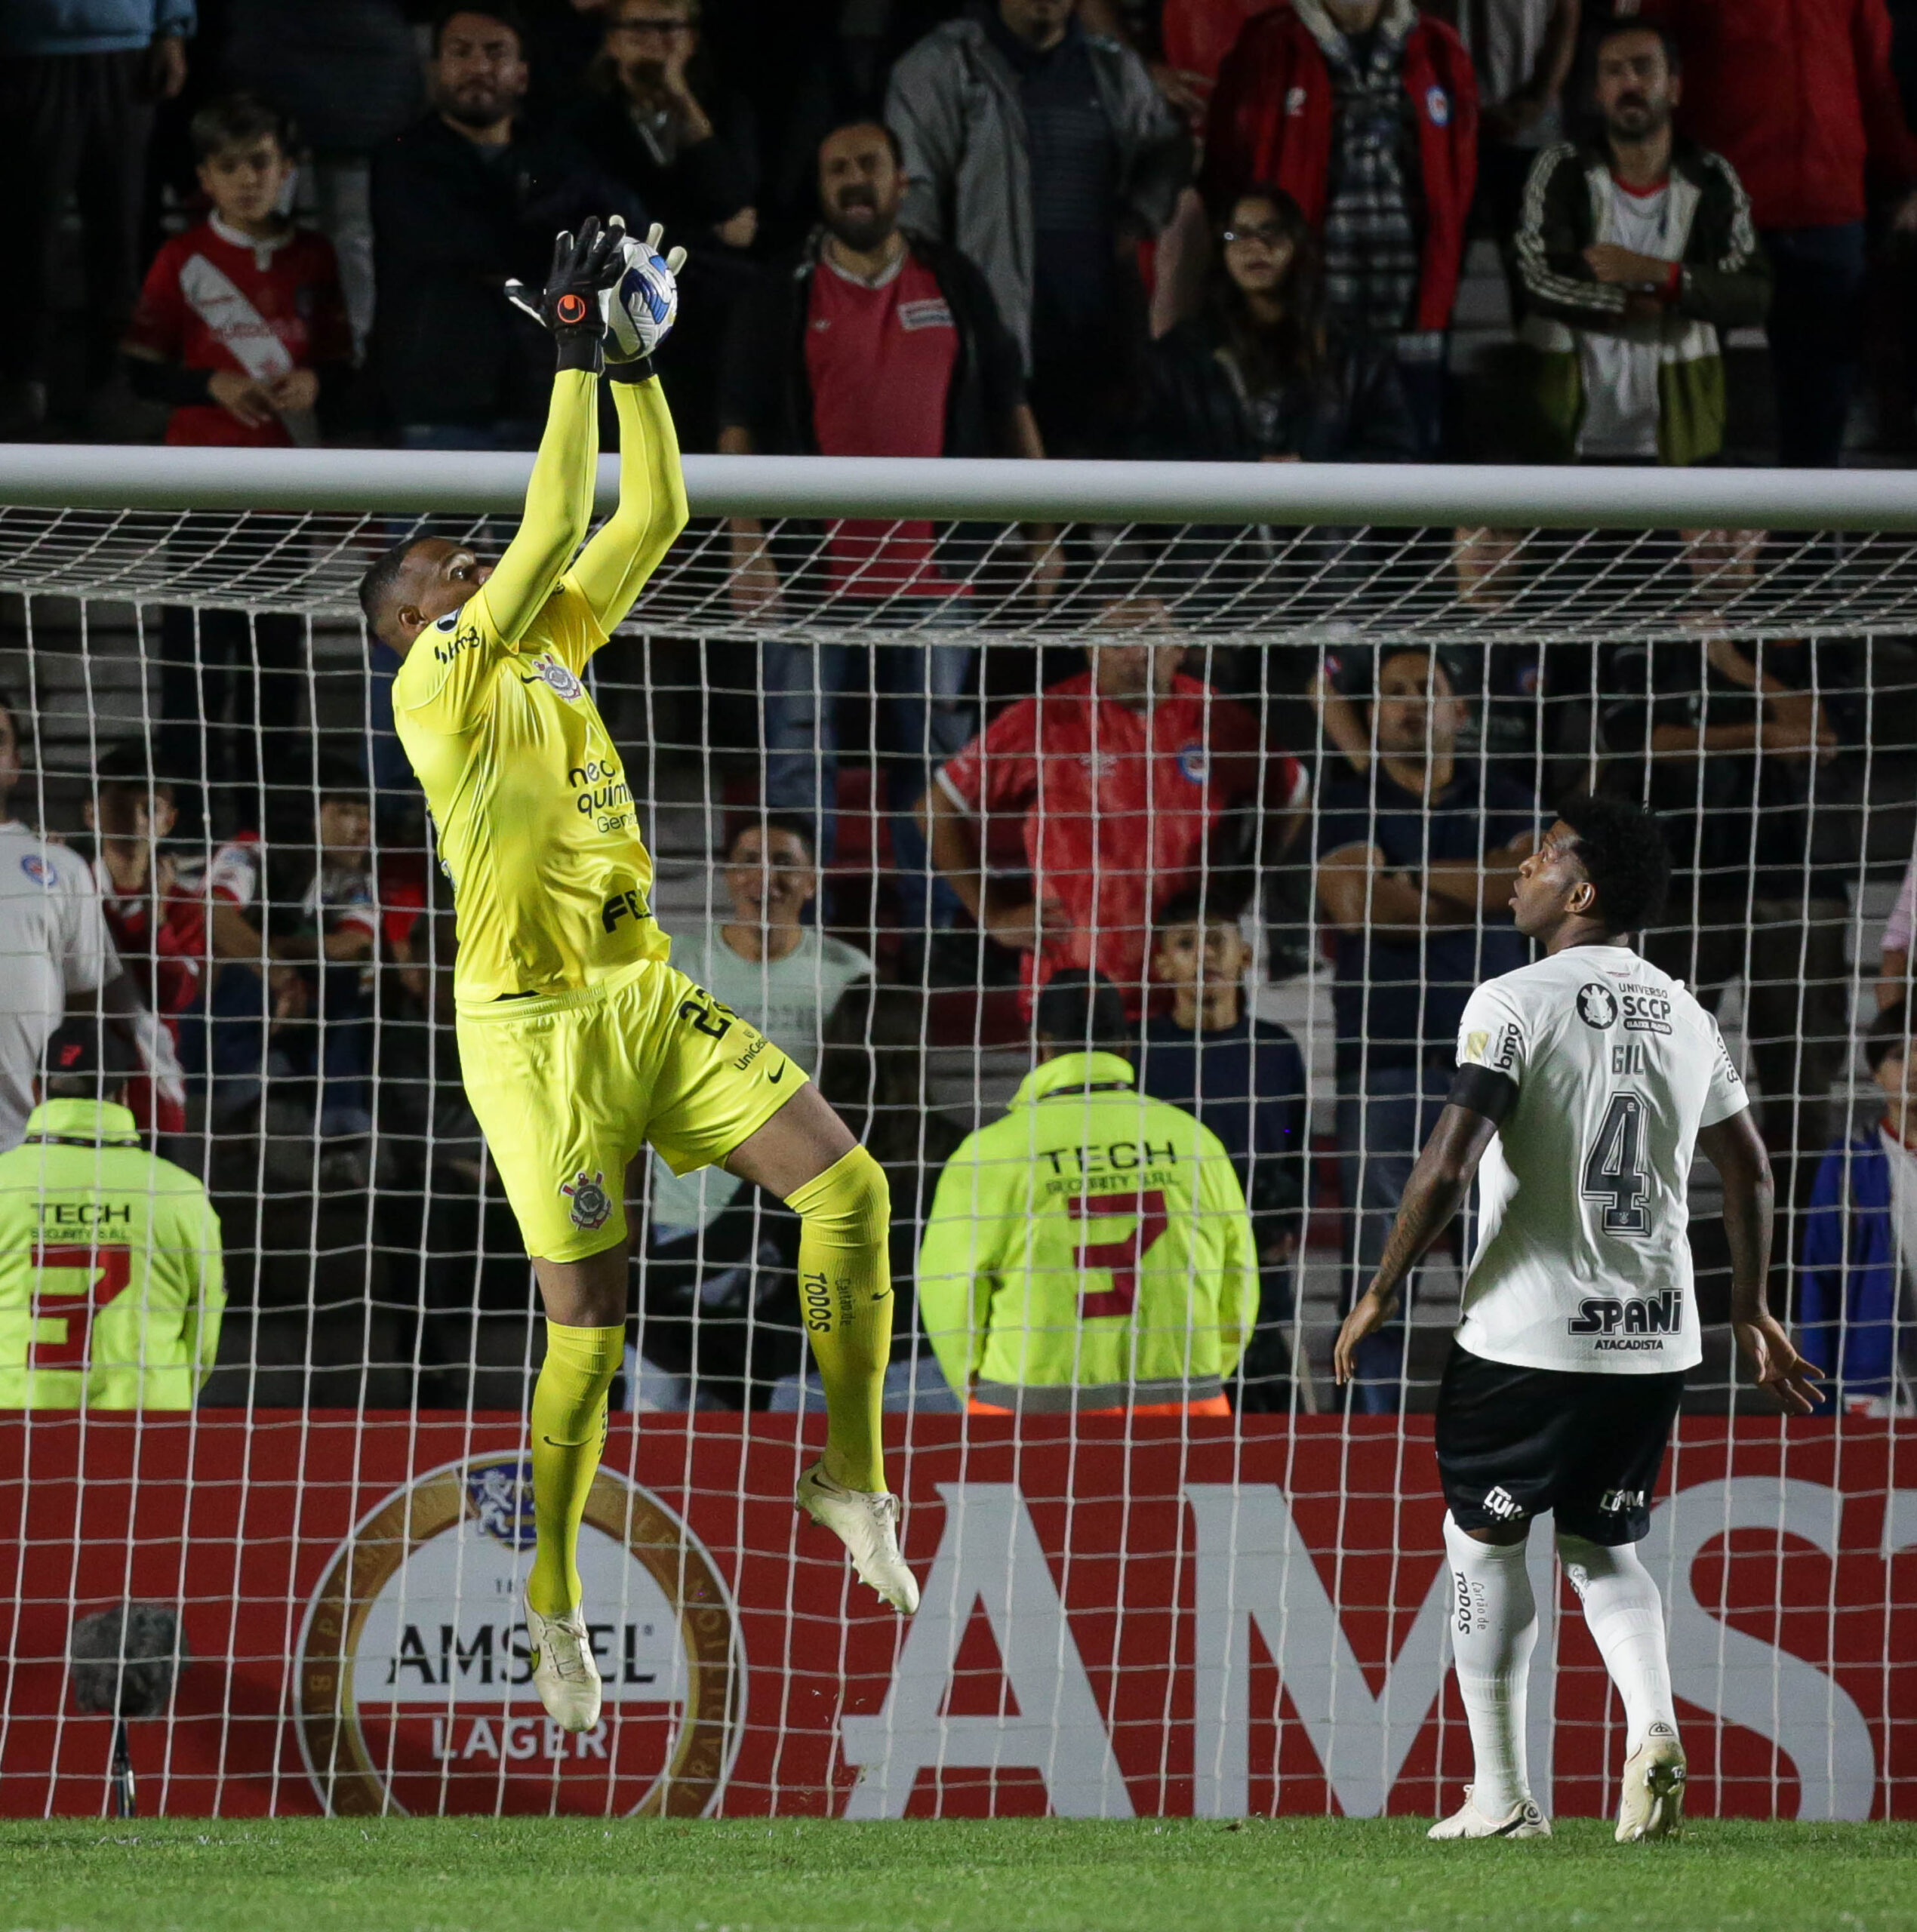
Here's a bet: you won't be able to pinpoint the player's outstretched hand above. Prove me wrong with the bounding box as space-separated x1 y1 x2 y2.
1734 1312 1824 1415
128 1007 187 1115
1332 1284 1397 1387
504 217 626 367
603 222 688 366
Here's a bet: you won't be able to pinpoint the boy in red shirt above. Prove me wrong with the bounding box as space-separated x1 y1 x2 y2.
123 94 350 838
123 91 351 446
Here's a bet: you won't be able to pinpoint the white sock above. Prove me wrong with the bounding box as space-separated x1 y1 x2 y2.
1444 1512 1537 1814
1558 1532 1678 1755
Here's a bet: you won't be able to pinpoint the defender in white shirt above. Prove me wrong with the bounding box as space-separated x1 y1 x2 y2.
1335 795 1820 1846
0 694 183 1151
0 817 112 1149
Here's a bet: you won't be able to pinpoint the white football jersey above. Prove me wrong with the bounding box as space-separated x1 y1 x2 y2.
1453 943 1746 1375
0 822 115 1151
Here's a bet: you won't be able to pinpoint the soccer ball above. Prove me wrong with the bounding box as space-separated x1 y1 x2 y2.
603 226 683 362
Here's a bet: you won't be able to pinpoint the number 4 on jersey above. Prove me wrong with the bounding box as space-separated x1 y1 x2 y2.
1581 1092 1651 1235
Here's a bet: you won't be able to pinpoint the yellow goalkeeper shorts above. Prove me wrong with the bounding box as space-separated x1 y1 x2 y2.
454 956 807 1262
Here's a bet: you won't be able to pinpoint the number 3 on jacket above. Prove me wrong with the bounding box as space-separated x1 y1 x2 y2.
29 1244 133 1370
1068 1189 1169 1319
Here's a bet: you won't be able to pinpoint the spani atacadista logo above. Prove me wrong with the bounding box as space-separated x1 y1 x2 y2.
297 1453 743 1816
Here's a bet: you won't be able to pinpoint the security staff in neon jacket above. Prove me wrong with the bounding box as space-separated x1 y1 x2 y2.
917 971 1259 1417
0 1019 223 1409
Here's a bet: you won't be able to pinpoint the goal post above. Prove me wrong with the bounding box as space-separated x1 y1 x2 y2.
0 447 1910 1824
4 447 1917 640
6 443 1917 524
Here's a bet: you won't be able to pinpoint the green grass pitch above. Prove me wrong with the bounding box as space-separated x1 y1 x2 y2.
0 1817 1909 1932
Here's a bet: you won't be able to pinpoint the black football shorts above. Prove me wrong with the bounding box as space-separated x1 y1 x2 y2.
1434 1343 1685 1546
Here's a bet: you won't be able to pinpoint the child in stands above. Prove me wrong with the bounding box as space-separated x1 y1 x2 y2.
1138 890 1310 1410
122 91 350 448
123 93 351 842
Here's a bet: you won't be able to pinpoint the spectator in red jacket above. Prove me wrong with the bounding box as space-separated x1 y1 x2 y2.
1630 0 1917 466
1203 0 1479 456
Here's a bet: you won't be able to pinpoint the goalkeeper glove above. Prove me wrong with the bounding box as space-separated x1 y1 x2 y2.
602 223 686 376
504 216 626 372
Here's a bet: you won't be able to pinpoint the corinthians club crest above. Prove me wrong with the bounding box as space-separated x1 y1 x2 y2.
534 654 585 702
561 1169 612 1231
296 1454 743 1816
1577 983 1620 1029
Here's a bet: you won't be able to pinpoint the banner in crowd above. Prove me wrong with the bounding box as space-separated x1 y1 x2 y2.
1 1415 1911 1820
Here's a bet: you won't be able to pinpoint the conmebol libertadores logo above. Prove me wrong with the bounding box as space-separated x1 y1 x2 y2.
296 1454 743 1816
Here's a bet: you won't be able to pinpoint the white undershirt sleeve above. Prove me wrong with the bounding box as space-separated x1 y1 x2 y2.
59 861 114 996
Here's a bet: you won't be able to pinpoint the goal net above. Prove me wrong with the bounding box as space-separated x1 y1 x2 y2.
0 455 1911 1824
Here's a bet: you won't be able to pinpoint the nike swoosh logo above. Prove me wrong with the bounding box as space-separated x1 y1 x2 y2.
768 1063 786 1083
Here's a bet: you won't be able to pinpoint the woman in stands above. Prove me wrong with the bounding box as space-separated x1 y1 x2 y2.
1138 185 1419 463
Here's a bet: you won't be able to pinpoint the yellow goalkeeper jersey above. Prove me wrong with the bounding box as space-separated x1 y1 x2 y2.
392 369 688 999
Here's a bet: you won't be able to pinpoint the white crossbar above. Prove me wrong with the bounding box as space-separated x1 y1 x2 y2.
2 444 1916 528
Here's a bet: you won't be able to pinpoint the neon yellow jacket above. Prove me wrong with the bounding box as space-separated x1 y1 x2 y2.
0 1099 224 1409
917 1053 1258 1409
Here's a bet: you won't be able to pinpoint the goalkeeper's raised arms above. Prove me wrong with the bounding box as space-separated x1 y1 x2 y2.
460 372 601 651
358 218 688 664
571 223 691 633
472 219 686 647
570 362 688 634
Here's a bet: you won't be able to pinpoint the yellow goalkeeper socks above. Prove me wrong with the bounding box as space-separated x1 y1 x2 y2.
786 1146 893 1494
526 1318 624 1619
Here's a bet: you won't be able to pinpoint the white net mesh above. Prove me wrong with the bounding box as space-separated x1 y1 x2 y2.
8 504 1917 641
0 496 1912 1823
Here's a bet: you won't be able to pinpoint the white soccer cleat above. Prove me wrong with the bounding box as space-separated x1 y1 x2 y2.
1616 1723 1686 1842
523 1594 603 1734
795 1460 920 1614
1428 1788 1552 1840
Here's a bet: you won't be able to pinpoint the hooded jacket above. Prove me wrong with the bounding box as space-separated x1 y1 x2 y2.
1202 0 1479 336
885 6 1189 367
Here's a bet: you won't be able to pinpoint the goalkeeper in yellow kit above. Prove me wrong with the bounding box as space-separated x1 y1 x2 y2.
358 218 915 1734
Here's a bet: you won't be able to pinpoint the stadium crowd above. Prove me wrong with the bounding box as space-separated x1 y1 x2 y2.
3 0 1917 466
0 2 1915 1420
